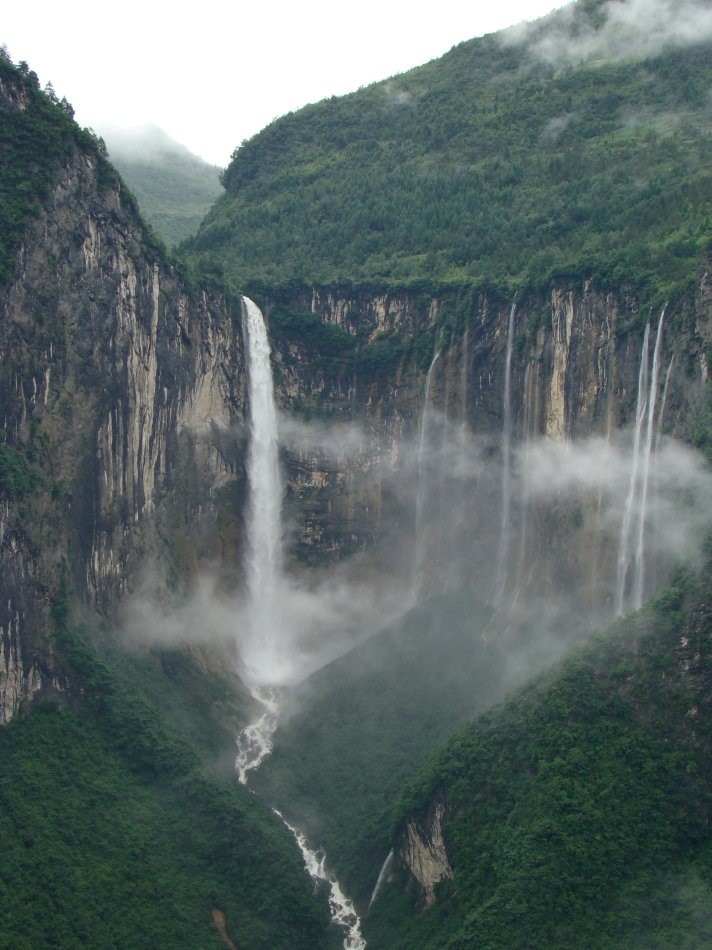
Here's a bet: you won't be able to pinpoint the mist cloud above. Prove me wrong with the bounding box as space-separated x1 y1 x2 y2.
503 0 712 66
120 409 712 691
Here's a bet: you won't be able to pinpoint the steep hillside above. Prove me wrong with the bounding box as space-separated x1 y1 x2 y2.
365 566 712 948
101 124 223 247
0 622 336 949
186 0 712 298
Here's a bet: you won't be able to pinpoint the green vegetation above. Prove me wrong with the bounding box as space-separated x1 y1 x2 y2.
0 622 337 949
253 592 512 906
103 124 223 247
0 53 75 285
366 568 712 948
186 2 712 300
0 443 37 497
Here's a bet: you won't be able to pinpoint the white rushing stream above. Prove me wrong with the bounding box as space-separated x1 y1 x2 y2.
234 686 280 785
237 295 366 948
276 811 367 950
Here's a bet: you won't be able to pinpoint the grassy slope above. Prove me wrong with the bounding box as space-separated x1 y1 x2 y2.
365 569 712 948
187 2 711 299
0 624 337 949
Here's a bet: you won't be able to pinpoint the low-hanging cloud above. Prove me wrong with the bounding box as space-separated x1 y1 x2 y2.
503 0 712 67
119 405 712 693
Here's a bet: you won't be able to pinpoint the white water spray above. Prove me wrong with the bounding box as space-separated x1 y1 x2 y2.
241 296 284 681
368 850 394 911
413 350 441 597
616 323 650 615
616 309 666 615
633 308 665 608
493 300 517 605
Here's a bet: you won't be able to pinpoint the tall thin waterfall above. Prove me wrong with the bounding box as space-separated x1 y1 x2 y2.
616 324 650 616
241 295 283 678
633 308 665 608
413 350 441 597
493 300 517 606
615 309 665 615
368 850 394 912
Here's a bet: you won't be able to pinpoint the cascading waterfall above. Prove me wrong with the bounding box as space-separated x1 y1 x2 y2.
276 812 366 950
413 349 441 597
493 300 517 606
616 309 665 615
241 295 284 679
237 296 365 949
235 686 280 784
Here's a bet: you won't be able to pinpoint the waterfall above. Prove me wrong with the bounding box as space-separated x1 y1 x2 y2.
656 355 674 451
413 350 441 597
493 300 517 606
368 850 394 911
616 324 650 616
241 296 284 680
615 309 665 615
236 306 365 948
632 308 665 609
458 328 470 468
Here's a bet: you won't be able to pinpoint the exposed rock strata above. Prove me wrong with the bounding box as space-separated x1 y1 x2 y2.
395 791 452 907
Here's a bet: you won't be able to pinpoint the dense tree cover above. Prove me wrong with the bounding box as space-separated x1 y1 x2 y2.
105 126 223 247
365 567 712 948
253 592 542 907
185 2 711 300
0 623 337 949
0 441 37 497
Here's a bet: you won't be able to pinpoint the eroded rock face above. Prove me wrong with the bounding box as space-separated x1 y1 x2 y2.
396 791 452 907
0 138 247 718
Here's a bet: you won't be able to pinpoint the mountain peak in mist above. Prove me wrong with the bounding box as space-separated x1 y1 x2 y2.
96 123 216 167
97 123 223 248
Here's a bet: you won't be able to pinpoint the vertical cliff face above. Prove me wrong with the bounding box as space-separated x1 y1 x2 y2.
0 139 246 721
395 791 452 908
265 271 710 605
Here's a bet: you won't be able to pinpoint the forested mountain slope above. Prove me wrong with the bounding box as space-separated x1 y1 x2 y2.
101 124 223 247
365 565 712 948
186 0 711 298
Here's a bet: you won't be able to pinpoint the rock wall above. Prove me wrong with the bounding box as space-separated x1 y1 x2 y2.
395 791 452 907
262 270 711 601
0 141 246 721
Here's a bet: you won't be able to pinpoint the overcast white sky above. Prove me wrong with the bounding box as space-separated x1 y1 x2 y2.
3 1 568 166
